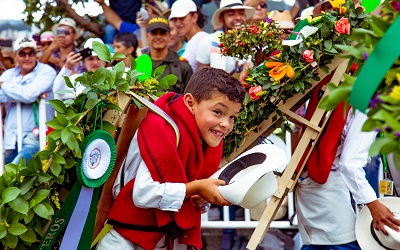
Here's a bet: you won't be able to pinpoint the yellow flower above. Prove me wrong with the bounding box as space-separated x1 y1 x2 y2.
329 0 345 8
20 176 24 182
389 85 400 101
396 73 400 83
42 160 49 173
264 62 295 81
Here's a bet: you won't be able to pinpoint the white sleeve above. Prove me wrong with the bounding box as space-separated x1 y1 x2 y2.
196 35 212 65
53 67 79 100
338 110 377 204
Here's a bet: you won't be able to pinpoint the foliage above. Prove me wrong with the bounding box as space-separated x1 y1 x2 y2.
320 0 400 165
221 0 369 157
0 42 176 249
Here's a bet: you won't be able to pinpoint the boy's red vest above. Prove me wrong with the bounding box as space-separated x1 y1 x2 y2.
108 93 223 250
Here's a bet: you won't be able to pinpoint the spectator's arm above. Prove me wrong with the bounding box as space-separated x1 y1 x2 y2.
95 0 123 31
53 66 73 95
1 65 56 103
0 71 11 102
0 50 14 69
39 37 61 64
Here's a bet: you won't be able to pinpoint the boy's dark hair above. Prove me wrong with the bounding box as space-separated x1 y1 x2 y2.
193 7 208 28
184 67 246 104
113 32 138 58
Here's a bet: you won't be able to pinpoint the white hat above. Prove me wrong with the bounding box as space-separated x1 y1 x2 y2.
270 10 295 29
356 197 400 250
13 37 36 52
211 0 255 28
258 134 289 173
209 144 288 209
54 17 79 35
40 31 55 42
84 38 104 56
169 0 197 19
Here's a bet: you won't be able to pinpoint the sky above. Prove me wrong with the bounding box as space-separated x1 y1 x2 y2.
0 0 104 21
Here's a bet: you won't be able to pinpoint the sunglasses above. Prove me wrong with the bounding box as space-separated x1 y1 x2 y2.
41 42 52 46
149 29 168 36
259 3 267 9
18 50 36 58
56 28 74 36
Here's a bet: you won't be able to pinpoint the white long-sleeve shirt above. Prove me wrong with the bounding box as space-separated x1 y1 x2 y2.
53 66 85 100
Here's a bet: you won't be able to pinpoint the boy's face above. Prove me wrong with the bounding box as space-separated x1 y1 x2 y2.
184 92 241 147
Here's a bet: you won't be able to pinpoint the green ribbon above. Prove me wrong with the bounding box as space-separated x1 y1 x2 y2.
350 16 400 112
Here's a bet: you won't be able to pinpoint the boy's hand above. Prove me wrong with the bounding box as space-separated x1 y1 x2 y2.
367 200 400 235
186 179 231 207
65 51 82 70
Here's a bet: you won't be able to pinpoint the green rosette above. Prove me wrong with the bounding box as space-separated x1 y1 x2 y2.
76 130 117 188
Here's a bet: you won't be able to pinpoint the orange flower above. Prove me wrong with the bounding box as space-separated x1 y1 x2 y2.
339 6 347 14
265 62 295 81
335 17 351 35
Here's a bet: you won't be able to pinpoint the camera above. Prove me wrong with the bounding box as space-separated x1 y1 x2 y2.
139 5 148 20
78 47 93 60
56 28 69 36
0 39 13 47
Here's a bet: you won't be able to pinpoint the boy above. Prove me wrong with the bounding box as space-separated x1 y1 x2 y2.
97 67 246 250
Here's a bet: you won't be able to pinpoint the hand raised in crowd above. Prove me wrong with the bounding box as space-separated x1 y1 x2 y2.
367 200 400 235
136 11 149 28
64 51 82 70
46 36 64 52
94 0 105 5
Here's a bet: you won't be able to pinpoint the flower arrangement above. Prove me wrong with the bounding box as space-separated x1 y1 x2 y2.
0 43 176 249
320 0 400 167
220 0 369 157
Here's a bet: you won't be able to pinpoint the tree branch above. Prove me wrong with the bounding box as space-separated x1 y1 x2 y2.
55 0 104 36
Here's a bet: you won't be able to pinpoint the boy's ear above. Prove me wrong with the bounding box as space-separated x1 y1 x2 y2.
183 93 195 115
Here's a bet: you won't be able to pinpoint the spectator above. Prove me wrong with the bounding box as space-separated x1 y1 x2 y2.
37 31 54 56
145 17 193 93
0 41 14 74
0 37 56 164
168 20 186 57
169 0 208 71
39 18 85 74
271 10 295 39
95 0 170 48
196 0 255 74
112 32 139 68
53 38 108 100
244 0 268 22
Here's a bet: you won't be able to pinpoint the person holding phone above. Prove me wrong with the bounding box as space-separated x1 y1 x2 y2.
39 18 85 74
53 38 107 100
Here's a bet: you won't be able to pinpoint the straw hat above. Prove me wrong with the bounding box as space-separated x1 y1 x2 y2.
211 0 255 28
356 197 400 250
145 0 171 18
209 144 288 209
270 10 295 29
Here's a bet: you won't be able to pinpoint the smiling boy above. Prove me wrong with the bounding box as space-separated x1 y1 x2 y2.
97 67 246 250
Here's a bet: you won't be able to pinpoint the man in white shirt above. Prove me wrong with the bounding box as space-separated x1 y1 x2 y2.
0 37 56 164
196 0 254 74
296 109 400 249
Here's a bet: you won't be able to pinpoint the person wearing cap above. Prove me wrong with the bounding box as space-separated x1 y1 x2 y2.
95 0 170 48
169 0 208 72
53 38 108 100
39 18 85 75
144 17 193 93
196 0 255 74
0 37 56 164
244 0 268 22
167 21 186 57
37 31 54 56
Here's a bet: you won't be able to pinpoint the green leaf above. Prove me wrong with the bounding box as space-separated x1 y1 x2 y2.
3 233 18 249
85 92 98 111
162 74 178 86
47 129 61 141
114 61 126 79
52 152 66 164
106 69 117 88
2 187 21 203
102 121 117 132
46 119 64 130
159 78 169 89
8 197 29 215
69 125 82 134
8 222 27 236
130 55 137 69
33 203 50 219
93 41 111 62
38 172 52 183
324 40 332 50
0 224 7 240
24 209 35 224
50 162 62 177
19 227 36 243
31 189 50 206
48 99 67 114
369 137 393 156
154 65 167 79
93 67 107 86
111 52 126 61
20 177 37 196
61 127 70 144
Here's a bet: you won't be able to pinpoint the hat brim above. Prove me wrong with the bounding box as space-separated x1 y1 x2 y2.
146 25 170 33
356 197 400 250
53 23 79 37
212 6 255 28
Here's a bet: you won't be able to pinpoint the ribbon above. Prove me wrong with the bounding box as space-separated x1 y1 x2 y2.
350 16 400 112
39 130 116 249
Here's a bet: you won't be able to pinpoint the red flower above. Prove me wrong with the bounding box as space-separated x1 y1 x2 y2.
302 50 314 63
249 86 262 100
335 17 351 35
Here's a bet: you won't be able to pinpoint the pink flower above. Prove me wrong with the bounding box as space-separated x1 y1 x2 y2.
302 50 314 63
249 86 262 100
355 3 366 12
335 17 351 35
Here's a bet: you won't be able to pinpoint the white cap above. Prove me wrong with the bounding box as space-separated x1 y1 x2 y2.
40 31 55 42
83 38 104 56
13 37 36 52
53 17 79 35
169 0 197 19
